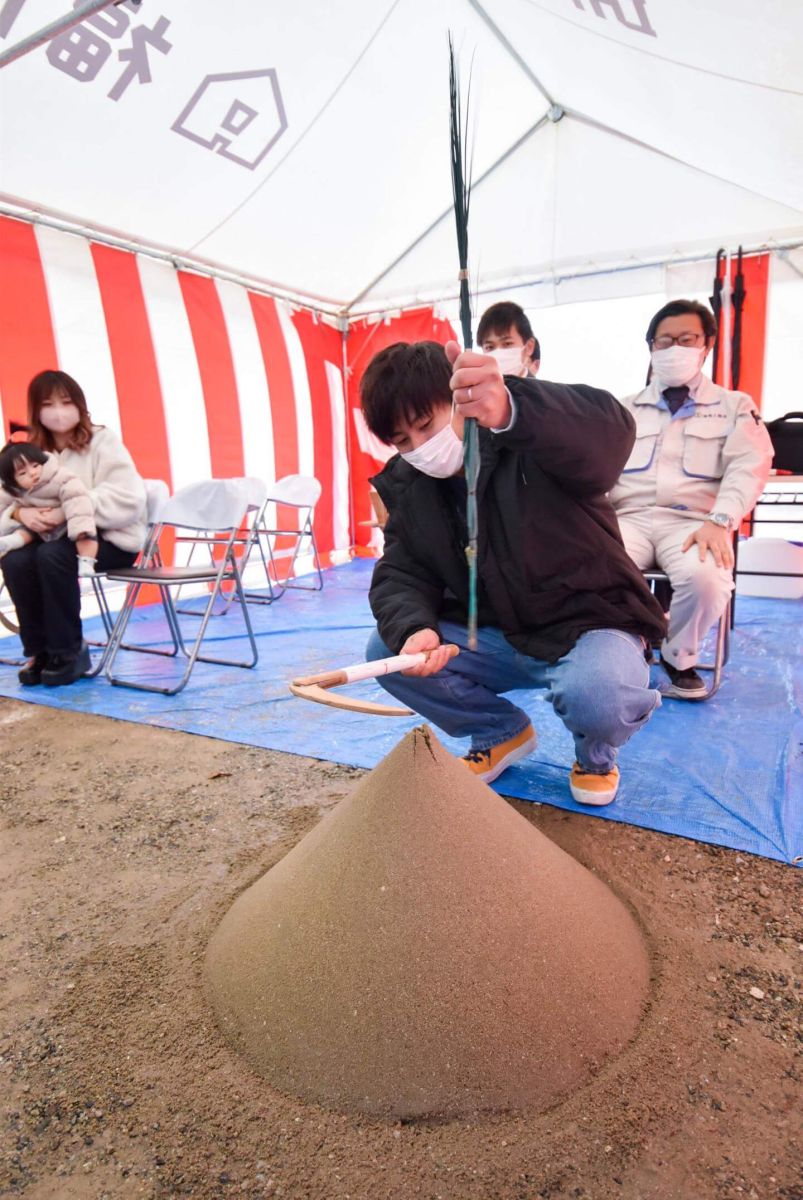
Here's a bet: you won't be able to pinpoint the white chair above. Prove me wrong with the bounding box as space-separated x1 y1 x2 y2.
0 479 170 671
173 476 271 614
84 479 171 676
244 474 324 599
103 479 259 695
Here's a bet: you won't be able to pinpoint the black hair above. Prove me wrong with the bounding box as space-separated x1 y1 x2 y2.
646 299 717 345
477 301 540 362
360 341 452 445
0 441 48 497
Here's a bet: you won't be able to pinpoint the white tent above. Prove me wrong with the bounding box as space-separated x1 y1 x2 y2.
2 0 802 317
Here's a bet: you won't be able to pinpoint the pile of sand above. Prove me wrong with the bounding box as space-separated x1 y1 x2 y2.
205 727 650 1119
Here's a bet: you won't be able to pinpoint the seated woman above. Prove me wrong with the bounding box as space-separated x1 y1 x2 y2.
0 370 147 687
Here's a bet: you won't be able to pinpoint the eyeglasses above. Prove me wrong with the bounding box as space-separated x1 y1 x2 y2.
651 333 706 350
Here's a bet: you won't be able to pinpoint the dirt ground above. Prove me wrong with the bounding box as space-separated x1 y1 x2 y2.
0 698 800 1200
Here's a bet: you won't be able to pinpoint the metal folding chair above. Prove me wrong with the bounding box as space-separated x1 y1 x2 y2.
644 568 732 702
0 480 170 670
84 479 171 677
0 580 24 667
102 479 259 695
244 474 324 599
172 476 271 614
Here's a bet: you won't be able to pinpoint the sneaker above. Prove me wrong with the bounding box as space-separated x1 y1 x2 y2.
77 556 97 578
462 724 537 784
569 763 620 807
41 641 91 687
660 655 708 700
18 652 48 687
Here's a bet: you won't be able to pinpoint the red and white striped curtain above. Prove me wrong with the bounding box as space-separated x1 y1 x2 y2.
0 215 351 559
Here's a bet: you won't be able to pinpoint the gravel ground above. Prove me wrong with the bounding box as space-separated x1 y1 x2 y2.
0 698 800 1200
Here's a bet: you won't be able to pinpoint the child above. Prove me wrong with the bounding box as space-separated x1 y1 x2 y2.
0 442 98 577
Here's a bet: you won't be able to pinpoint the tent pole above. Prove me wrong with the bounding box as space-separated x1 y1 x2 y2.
0 201 347 320
340 325 358 554
721 249 733 391
343 114 550 314
0 0 121 69
2 198 800 325
347 242 802 322
465 0 556 106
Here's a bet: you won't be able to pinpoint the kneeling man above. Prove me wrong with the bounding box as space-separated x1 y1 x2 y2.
360 339 665 807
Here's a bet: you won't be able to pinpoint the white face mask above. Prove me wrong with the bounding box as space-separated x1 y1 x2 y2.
39 402 80 434
488 346 528 378
400 411 464 478
650 345 706 388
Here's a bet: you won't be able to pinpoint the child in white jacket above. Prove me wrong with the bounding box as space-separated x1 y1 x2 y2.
0 442 98 576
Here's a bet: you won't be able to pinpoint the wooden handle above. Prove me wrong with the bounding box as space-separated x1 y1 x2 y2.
291 667 348 689
291 644 460 691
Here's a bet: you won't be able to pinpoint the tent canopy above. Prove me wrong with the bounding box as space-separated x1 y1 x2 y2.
2 0 802 316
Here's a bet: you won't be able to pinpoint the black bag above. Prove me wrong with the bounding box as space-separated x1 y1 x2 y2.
764 411 803 473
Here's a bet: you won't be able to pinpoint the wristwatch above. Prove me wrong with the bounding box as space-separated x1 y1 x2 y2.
707 512 734 529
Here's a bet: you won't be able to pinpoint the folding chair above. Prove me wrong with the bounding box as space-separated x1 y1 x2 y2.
0 480 170 671
103 479 259 695
84 479 171 677
0 586 17 635
172 476 270 614
644 567 732 702
0 580 24 667
245 474 324 599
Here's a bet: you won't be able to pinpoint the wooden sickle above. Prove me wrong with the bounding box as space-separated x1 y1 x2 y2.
290 645 460 717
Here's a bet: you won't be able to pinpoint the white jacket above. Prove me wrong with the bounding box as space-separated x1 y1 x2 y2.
609 376 774 524
0 426 147 552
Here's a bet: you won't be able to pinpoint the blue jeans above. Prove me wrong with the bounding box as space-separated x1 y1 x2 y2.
366 623 661 773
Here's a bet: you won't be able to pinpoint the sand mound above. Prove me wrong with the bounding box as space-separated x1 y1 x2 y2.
205 727 650 1119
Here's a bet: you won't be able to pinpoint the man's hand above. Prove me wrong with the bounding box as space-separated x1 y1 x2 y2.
681 522 735 569
445 340 512 430
400 628 453 677
17 506 63 534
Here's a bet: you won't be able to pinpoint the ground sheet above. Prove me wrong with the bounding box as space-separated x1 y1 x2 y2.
0 559 800 865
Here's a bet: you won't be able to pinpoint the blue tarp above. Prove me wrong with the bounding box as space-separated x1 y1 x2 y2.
1 559 800 866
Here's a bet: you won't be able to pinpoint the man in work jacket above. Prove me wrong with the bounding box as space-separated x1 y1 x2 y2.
610 298 773 699
360 339 666 808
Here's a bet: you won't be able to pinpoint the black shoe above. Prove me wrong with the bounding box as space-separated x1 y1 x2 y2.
18 652 49 687
660 656 708 700
41 642 91 687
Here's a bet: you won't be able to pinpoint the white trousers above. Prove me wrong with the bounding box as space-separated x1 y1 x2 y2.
618 509 734 670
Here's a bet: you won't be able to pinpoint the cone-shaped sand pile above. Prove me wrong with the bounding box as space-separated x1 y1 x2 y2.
205 727 650 1118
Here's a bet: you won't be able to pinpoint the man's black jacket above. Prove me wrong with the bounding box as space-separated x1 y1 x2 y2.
369 376 666 663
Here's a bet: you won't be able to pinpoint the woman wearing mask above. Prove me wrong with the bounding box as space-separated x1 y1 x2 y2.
0 370 146 687
358 339 665 808
609 299 773 699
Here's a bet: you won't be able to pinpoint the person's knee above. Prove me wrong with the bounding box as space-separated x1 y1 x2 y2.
670 561 732 608
35 538 77 579
558 674 657 743
551 633 654 737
